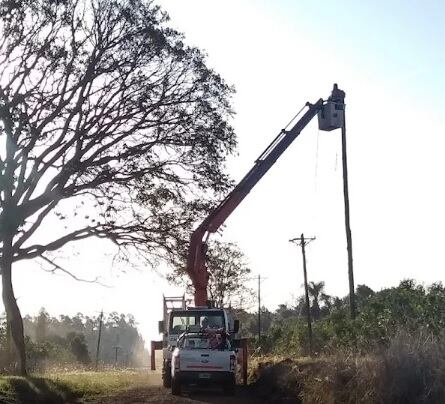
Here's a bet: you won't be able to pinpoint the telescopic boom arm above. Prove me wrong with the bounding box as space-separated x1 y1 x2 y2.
187 85 345 306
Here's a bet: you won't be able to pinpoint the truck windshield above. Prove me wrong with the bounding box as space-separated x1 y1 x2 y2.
170 311 224 333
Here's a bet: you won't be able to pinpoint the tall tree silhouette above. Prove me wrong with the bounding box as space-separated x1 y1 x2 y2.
308 281 325 320
0 0 235 374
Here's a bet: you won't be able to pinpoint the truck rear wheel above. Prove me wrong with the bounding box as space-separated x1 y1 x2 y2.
171 377 181 396
162 363 172 388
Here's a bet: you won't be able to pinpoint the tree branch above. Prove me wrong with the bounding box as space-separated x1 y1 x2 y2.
39 254 110 287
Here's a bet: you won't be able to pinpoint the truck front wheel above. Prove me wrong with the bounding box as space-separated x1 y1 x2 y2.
171 377 181 396
162 363 172 388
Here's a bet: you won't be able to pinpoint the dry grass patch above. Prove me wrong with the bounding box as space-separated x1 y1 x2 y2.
250 333 445 403
0 369 154 403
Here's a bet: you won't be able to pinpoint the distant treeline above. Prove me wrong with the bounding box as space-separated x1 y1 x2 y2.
0 310 149 372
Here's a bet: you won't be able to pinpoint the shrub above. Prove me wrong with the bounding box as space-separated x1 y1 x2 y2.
376 330 445 403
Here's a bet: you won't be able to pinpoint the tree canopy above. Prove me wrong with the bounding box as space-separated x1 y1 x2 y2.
0 0 236 374
169 239 253 308
206 240 252 308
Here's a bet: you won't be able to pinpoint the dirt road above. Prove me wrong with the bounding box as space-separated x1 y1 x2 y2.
92 371 259 404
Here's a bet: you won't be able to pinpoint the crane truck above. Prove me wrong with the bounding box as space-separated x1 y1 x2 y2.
152 84 346 390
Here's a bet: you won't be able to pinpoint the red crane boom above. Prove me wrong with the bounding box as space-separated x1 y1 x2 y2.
186 85 345 306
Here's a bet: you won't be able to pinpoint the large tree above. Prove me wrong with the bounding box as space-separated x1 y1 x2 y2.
206 240 252 308
307 281 325 320
169 240 252 309
0 0 235 374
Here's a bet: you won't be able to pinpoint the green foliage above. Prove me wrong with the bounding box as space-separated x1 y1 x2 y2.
0 370 152 403
66 333 90 365
35 309 49 343
206 240 253 308
251 332 445 403
250 279 445 357
354 280 445 349
307 281 325 320
170 240 254 309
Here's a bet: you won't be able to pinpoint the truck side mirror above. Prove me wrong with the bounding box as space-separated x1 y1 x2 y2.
233 320 240 334
158 320 164 334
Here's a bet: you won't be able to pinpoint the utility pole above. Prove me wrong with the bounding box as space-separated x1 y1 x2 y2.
257 274 261 343
113 334 121 367
290 234 315 356
113 346 121 367
95 310 103 370
340 103 356 319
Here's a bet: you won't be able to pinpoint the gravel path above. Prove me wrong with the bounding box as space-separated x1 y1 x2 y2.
90 372 258 404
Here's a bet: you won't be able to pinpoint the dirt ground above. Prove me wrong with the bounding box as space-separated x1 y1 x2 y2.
91 371 259 404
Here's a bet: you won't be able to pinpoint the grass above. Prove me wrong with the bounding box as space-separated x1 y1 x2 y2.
249 331 445 403
0 369 153 404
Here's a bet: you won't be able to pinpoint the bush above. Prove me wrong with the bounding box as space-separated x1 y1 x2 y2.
251 331 445 404
376 330 445 403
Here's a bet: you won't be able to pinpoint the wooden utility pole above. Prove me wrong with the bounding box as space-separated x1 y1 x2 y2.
290 234 315 356
340 109 356 319
257 274 261 343
95 310 103 370
113 346 121 367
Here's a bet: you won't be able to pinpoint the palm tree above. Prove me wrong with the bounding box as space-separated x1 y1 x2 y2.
307 281 325 320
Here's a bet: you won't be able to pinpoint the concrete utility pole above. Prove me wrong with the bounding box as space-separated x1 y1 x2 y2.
340 108 356 319
95 310 103 370
290 234 316 356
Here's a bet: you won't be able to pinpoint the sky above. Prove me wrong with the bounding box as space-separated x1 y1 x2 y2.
3 0 445 345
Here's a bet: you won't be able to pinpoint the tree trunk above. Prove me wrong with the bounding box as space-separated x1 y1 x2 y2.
1 235 27 376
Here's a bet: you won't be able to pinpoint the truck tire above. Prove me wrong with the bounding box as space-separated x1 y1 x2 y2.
171 378 181 396
162 364 172 388
223 379 236 395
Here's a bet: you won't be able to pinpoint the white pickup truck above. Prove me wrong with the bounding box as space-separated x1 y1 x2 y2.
170 330 236 396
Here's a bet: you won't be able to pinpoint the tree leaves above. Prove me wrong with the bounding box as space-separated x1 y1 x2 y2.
0 0 236 271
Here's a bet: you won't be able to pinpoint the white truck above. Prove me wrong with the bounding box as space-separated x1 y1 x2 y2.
152 296 241 389
170 329 237 395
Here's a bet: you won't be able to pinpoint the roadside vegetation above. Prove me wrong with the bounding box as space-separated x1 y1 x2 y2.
0 311 148 374
0 369 152 404
245 279 445 403
0 310 153 403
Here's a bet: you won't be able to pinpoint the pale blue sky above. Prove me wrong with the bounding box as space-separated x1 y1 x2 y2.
261 0 445 102
4 1 445 343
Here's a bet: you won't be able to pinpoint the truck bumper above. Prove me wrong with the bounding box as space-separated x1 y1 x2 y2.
175 371 235 385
